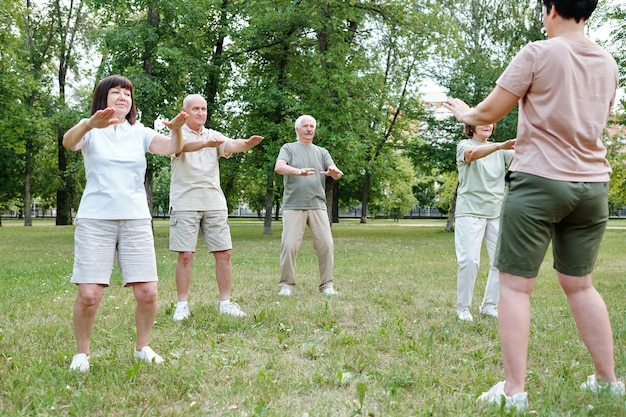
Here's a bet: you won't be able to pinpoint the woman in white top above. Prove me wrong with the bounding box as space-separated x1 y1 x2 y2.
455 123 514 322
63 75 187 372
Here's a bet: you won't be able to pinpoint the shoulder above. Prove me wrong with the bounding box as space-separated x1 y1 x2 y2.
208 128 230 141
122 120 153 134
125 120 145 130
312 143 329 153
457 139 472 149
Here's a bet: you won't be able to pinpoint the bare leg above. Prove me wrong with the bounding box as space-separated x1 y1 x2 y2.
214 250 232 300
73 283 105 355
559 272 617 383
175 252 195 301
499 271 535 395
132 281 158 351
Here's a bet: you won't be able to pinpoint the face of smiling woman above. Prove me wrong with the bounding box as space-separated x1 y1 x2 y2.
106 86 133 121
473 124 494 142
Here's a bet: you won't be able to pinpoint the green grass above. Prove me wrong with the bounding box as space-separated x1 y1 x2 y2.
1 218 626 416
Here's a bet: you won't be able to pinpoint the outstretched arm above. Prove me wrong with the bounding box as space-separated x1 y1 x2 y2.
181 136 225 153
224 135 264 154
274 159 315 176
444 86 520 127
149 111 188 156
63 108 119 151
464 139 516 163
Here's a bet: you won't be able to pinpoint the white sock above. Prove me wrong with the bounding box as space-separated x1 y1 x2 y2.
177 301 188 308
220 299 230 307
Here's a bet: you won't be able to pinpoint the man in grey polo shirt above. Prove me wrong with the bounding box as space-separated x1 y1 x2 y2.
274 115 343 296
169 94 263 320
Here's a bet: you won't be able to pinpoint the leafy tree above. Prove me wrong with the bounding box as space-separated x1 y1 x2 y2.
368 155 418 221
232 0 306 234
355 1 459 223
0 0 29 224
605 125 626 214
592 0 626 91
15 0 59 226
53 0 92 225
419 0 545 230
88 0 204 214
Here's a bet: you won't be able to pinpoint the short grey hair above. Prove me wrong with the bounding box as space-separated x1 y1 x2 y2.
182 94 206 109
295 115 316 131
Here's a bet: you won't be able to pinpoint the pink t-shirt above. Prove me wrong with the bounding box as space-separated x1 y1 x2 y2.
497 37 618 182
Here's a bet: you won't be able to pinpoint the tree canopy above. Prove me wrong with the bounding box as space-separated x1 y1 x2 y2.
1 0 624 226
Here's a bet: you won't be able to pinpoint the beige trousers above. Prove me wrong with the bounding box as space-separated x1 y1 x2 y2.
279 209 334 291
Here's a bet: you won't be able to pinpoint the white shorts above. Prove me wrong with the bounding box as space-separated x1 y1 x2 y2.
71 218 158 286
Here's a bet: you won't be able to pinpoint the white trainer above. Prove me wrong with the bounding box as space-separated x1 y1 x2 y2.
322 287 338 296
134 346 164 364
480 306 499 318
69 353 90 372
173 304 190 321
220 301 247 317
278 287 293 296
477 381 528 411
581 375 625 396
457 310 473 322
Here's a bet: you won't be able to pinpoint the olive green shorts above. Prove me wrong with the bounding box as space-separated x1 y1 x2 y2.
495 172 609 278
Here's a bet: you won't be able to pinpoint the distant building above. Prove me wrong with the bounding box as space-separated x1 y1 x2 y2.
420 80 450 120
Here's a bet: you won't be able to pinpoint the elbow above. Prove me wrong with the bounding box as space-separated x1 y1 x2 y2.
62 135 77 151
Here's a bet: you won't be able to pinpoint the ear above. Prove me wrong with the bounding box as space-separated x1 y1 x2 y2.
547 3 559 18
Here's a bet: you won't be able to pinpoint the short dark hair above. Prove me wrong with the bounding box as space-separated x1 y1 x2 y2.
542 0 598 23
464 123 496 137
90 75 137 125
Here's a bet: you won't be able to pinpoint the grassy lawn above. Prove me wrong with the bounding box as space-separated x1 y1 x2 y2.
1 218 625 416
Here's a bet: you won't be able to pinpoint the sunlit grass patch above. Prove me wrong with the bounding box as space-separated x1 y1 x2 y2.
0 218 625 415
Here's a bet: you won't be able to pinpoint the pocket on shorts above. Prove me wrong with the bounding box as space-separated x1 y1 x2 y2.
169 217 177 226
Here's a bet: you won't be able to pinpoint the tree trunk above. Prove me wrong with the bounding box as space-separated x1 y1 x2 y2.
332 180 339 223
144 168 154 216
24 137 33 227
55 0 83 226
360 172 371 224
263 170 274 235
445 184 458 232
205 0 228 122
56 124 73 225
325 176 334 226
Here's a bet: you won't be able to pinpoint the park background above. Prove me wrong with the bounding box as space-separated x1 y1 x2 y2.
2 0 626 415
1 218 626 416
1 0 626 230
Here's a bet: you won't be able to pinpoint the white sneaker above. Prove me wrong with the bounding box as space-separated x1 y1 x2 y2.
220 301 247 317
69 353 90 372
477 381 528 411
480 306 498 318
278 287 293 296
457 310 473 322
134 346 164 364
173 304 190 321
322 287 338 296
581 375 625 396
